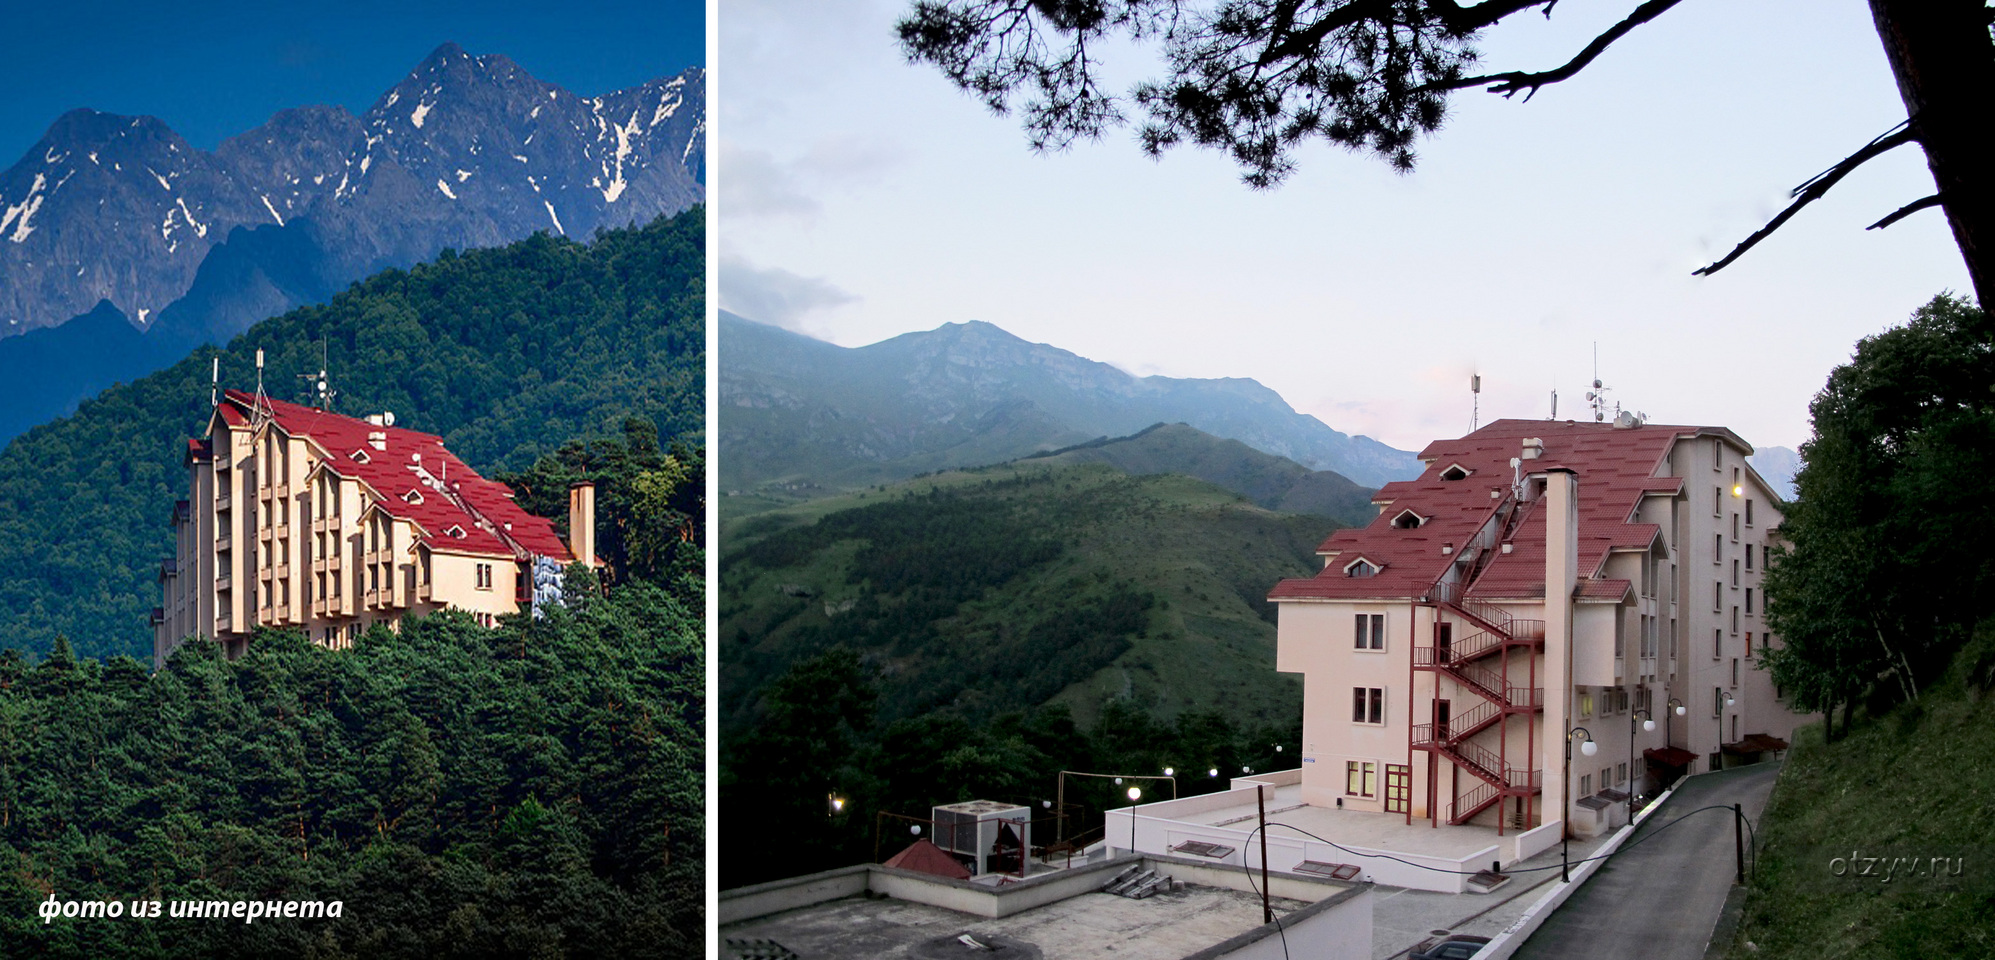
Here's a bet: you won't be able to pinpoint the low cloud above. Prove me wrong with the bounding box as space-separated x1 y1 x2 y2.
719 256 859 334
720 146 822 221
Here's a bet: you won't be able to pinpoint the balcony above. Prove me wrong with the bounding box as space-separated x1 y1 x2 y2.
214 536 232 553
215 494 232 512
215 613 233 633
417 582 433 603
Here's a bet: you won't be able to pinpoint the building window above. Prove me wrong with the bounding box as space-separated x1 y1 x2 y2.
1713 437 1722 470
1732 606 1740 633
1745 544 1753 570
1714 581 1722 611
1714 628 1722 659
1745 632 1754 658
1617 762 1627 785
1746 499 1755 526
1732 513 1740 541
1580 773 1593 796
1714 486 1722 516
1354 613 1385 650
1732 658 1739 686
1714 687 1725 718
1346 559 1379 578
1579 691 1594 717
1746 588 1754 614
476 563 494 590
1346 761 1377 798
1352 687 1385 725
1713 534 1722 564
1732 559 1740 587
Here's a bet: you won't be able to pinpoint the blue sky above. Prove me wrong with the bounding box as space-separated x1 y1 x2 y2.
0 0 703 163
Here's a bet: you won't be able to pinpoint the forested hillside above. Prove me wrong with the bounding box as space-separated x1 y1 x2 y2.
0 211 704 661
721 461 1337 735
0 575 705 959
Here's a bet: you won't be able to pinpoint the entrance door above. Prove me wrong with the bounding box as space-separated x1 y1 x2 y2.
1436 622 1453 663
1435 699 1452 742
1384 764 1411 813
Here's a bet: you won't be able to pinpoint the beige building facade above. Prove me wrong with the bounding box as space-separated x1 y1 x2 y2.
154 389 590 666
1270 418 1804 842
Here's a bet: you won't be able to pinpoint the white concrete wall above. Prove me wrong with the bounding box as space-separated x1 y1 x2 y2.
1185 883 1372 960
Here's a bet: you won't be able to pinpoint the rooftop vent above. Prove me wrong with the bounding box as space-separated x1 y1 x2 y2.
1521 438 1544 460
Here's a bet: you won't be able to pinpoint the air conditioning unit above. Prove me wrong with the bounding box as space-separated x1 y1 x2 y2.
931 800 1030 876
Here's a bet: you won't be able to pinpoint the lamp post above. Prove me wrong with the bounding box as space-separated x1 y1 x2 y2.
1563 727 1597 882
1126 787 1142 855
1630 707 1654 822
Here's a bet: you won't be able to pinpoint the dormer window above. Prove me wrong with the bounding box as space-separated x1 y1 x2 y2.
1439 464 1472 481
403 490 424 505
444 524 466 539
350 449 371 464
1391 509 1425 530
1345 558 1381 578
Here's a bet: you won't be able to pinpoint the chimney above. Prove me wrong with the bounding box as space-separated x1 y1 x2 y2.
568 482 596 567
1542 467 1578 834
368 431 387 451
1521 437 1544 460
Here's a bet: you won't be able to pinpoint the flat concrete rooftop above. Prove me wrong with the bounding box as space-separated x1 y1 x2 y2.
1177 783 1517 860
721 885 1311 960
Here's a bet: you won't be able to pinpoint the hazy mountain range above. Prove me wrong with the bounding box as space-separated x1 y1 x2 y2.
718 310 1422 492
0 42 703 443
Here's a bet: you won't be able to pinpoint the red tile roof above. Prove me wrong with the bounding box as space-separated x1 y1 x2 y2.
215 390 572 563
1272 419 1733 603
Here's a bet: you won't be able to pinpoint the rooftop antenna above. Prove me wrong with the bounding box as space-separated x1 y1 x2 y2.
210 356 219 408
1470 374 1482 431
1585 343 1612 422
1549 382 1558 420
297 340 335 411
251 348 274 433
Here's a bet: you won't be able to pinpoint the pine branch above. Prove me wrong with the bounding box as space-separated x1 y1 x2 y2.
1865 194 1942 231
1693 124 1918 277
1428 0 1685 100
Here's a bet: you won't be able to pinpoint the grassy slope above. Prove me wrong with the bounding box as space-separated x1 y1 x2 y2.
719 461 1339 734
1734 624 1995 957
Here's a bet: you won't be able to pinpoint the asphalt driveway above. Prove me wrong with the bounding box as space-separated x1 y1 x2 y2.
1508 761 1782 960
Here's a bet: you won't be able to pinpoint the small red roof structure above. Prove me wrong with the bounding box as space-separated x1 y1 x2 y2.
883 839 972 880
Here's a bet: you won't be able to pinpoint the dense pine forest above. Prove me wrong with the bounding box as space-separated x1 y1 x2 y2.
0 211 705 662
0 572 704 958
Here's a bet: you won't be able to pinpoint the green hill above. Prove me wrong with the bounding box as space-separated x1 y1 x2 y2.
719 460 1343 737
1026 422 1376 525
1731 623 1995 958
0 211 704 661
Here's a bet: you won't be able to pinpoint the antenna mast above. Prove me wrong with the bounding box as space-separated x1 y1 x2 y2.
1470 374 1482 431
297 340 335 411
210 356 219 408
1585 343 1613 422
251 348 274 434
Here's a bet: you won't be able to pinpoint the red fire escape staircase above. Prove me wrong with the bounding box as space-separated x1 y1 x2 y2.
1412 500 1547 826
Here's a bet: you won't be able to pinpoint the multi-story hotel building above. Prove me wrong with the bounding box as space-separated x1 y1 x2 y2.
154 389 593 666
1269 417 1804 839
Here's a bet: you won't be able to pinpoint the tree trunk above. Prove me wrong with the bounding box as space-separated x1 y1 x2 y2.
1868 0 1995 308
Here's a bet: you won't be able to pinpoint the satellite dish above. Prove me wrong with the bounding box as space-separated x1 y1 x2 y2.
382 411 396 427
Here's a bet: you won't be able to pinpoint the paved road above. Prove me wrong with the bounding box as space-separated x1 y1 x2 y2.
1509 761 1782 960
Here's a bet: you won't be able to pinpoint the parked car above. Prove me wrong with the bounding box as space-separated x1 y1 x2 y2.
1409 933 1491 959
